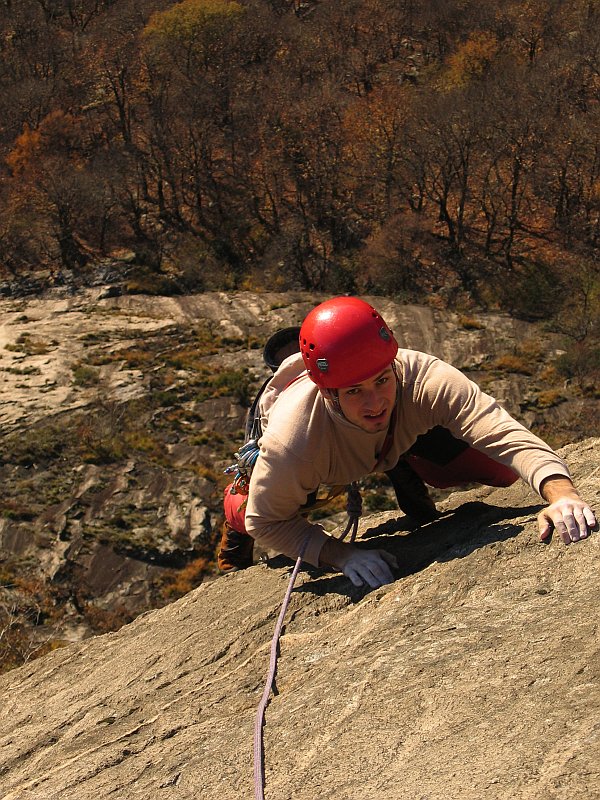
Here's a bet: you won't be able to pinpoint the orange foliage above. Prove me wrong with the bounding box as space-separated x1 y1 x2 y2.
7 111 86 177
443 32 499 88
159 557 213 600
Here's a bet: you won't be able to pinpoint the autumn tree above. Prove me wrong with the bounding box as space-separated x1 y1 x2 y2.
343 85 411 220
0 0 69 155
133 0 286 282
5 111 112 270
0 0 598 308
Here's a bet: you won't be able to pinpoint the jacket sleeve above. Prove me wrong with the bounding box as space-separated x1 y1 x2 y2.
244 431 330 567
410 358 571 494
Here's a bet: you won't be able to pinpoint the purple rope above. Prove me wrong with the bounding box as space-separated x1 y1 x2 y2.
337 482 362 543
254 536 309 799
253 484 363 797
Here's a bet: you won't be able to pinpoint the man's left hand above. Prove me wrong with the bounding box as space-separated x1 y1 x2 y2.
538 475 597 544
538 497 597 544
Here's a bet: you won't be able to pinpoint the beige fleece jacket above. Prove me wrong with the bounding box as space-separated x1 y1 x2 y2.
244 351 570 567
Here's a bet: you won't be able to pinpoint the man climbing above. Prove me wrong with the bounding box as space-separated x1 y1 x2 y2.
218 297 596 588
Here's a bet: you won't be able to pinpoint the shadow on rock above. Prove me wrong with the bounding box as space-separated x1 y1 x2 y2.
280 501 543 601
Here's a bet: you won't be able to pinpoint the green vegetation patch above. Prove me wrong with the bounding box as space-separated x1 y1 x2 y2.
365 492 397 512
5 333 55 356
0 365 41 375
0 422 70 467
72 363 100 386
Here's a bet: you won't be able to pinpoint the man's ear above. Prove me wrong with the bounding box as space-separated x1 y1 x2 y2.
318 387 338 400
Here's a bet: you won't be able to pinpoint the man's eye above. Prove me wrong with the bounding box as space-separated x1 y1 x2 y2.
377 377 388 385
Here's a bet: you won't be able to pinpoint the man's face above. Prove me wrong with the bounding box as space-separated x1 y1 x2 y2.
336 366 397 433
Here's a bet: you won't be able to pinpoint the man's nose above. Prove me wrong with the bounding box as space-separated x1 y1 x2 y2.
362 388 380 408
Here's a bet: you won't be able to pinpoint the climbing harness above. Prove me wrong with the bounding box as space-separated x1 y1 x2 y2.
224 438 261 496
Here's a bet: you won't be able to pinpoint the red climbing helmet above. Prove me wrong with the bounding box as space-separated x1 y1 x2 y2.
299 297 398 389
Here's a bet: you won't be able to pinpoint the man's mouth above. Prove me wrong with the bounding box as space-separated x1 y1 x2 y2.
365 409 387 420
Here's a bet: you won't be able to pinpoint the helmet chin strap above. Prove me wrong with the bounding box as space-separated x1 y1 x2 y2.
320 386 342 414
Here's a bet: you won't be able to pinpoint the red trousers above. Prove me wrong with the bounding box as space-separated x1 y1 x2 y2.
407 446 518 489
223 484 249 533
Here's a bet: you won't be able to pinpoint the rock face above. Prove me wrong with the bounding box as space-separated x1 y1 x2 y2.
0 438 598 800
0 288 570 430
5 288 592 646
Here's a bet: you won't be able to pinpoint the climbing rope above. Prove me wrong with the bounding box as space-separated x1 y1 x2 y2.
336 481 362 542
253 535 309 800
253 486 362 798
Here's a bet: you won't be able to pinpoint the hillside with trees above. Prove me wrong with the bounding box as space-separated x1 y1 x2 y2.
1 2 599 319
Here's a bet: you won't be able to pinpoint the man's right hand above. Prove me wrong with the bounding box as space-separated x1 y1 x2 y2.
341 549 398 588
319 537 398 588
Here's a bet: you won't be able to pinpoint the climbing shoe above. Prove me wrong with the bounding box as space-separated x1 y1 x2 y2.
217 521 254 572
385 458 440 525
